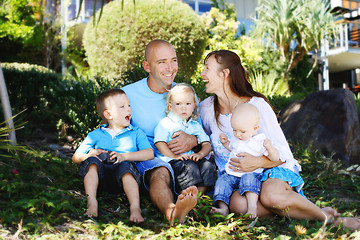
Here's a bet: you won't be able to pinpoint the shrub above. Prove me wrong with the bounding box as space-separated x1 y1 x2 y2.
46 76 120 138
83 0 208 80
1 63 119 138
1 63 61 128
248 70 289 98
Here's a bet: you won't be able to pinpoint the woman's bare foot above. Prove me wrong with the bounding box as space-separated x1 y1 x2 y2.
334 217 360 231
322 207 360 231
169 186 198 226
210 206 229 216
85 197 98 218
129 206 144 223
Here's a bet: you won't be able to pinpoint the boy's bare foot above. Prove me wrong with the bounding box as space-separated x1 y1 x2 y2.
129 206 144 223
85 197 98 218
210 206 229 216
169 186 198 226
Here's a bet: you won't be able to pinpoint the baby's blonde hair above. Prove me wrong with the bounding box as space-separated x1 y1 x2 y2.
166 83 199 120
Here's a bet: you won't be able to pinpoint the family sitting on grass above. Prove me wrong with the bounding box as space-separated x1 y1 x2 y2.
72 39 360 230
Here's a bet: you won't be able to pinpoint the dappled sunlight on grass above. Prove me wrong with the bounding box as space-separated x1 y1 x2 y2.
1 141 360 239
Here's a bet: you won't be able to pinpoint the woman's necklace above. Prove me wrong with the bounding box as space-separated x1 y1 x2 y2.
232 98 240 111
224 98 240 116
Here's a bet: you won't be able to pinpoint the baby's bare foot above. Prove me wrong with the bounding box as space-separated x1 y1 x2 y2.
210 206 229 216
169 186 198 226
129 206 144 223
85 197 98 218
246 207 257 219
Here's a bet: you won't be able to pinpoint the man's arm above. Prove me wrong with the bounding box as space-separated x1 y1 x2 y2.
167 131 198 155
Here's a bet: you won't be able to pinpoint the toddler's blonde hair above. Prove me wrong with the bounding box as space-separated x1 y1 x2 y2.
166 83 199 120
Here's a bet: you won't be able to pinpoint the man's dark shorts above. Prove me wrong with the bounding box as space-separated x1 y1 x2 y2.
79 157 141 193
169 158 215 193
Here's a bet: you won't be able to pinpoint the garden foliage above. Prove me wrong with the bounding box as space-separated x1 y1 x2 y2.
253 0 336 80
2 63 61 127
2 63 118 137
0 0 62 69
83 0 208 80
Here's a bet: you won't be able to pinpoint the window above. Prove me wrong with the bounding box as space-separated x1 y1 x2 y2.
182 0 212 15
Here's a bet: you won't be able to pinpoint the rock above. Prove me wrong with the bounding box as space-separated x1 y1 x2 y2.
278 88 360 165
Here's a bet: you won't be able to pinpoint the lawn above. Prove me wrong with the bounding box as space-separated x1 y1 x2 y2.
1 136 360 239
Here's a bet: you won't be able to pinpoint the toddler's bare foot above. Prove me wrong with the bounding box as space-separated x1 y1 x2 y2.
210 206 229 216
85 197 98 218
169 186 198 226
129 206 144 223
246 207 257 219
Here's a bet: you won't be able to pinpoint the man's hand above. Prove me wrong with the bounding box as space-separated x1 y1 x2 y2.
167 131 197 155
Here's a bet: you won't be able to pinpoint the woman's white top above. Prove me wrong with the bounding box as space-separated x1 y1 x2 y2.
199 96 301 174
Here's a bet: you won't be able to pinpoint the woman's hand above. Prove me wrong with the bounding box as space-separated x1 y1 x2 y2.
228 152 282 172
167 131 197 155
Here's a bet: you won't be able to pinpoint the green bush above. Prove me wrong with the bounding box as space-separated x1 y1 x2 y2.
49 76 120 138
1 62 61 128
1 63 120 138
83 0 208 80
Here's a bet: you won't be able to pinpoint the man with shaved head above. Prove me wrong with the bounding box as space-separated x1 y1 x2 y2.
122 40 199 225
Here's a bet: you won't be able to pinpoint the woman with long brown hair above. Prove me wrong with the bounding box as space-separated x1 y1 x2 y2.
199 50 360 230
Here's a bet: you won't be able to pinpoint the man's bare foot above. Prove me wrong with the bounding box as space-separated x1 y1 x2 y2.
334 217 360 231
85 197 98 218
129 206 144 223
210 206 229 216
169 186 198 226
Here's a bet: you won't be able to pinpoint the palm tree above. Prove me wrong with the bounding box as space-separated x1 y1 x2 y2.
253 0 336 81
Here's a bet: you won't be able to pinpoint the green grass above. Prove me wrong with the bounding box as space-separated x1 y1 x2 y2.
1 141 360 239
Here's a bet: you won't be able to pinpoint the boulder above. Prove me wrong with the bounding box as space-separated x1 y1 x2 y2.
278 88 360 165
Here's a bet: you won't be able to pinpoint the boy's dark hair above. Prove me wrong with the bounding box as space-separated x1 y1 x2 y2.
96 88 126 121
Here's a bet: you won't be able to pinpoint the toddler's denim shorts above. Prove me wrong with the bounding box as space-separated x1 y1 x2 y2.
170 158 215 193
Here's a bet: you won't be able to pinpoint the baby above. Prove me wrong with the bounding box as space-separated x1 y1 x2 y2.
211 103 279 218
